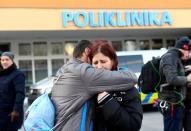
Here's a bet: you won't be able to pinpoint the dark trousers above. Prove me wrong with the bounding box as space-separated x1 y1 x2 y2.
0 129 17 131
184 100 191 131
162 105 184 131
184 109 191 131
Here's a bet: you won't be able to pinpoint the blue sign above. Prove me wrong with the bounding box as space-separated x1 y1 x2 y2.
62 11 172 28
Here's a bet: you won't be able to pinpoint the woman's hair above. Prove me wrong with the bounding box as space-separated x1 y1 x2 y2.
89 40 118 71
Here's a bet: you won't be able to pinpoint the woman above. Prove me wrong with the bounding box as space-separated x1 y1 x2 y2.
89 41 143 131
0 52 25 131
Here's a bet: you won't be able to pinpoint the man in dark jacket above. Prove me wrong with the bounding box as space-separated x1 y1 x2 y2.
0 52 25 131
183 58 191 131
159 36 191 131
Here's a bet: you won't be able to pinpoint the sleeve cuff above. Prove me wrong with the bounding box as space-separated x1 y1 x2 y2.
98 94 112 105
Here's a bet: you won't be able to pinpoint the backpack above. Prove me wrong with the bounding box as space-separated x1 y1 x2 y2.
23 93 55 131
138 57 161 94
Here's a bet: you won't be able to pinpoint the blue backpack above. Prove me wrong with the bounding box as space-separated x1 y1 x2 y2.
24 93 55 131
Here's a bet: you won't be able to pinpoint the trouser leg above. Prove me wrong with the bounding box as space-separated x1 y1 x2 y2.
162 105 184 131
184 102 191 131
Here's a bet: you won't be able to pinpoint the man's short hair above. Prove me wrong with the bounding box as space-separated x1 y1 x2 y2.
73 40 92 58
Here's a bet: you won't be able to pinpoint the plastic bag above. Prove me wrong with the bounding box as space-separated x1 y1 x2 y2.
24 93 55 131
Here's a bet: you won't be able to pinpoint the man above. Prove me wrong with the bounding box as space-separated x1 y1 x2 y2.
0 52 25 131
158 36 191 131
51 40 138 131
183 50 191 131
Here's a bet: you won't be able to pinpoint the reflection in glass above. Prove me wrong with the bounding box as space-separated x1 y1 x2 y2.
66 58 70 63
18 60 32 85
139 40 150 50
34 60 48 82
166 39 175 49
123 40 138 51
51 42 63 55
64 41 77 56
19 43 31 56
152 39 163 49
33 42 47 56
52 59 64 75
111 41 122 51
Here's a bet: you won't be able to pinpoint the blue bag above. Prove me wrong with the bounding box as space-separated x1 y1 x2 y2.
24 93 55 131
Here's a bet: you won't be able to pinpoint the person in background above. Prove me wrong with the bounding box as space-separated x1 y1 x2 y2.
183 50 191 131
51 40 137 131
158 36 191 131
0 51 25 131
89 40 142 131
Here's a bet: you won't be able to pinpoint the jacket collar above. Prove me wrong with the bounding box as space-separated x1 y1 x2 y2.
0 63 17 76
167 47 182 58
69 58 84 64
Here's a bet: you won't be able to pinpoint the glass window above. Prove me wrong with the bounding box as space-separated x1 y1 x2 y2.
34 60 48 82
117 55 144 73
52 59 65 75
18 60 32 85
111 41 123 51
51 42 63 55
33 42 47 56
166 39 176 49
64 41 77 56
151 39 163 49
66 58 70 63
18 43 31 56
139 40 150 50
0 42 10 52
123 40 138 51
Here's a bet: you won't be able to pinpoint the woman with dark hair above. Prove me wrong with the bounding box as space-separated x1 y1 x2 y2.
89 41 143 131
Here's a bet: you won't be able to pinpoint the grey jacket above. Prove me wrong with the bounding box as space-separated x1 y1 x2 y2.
51 58 137 131
159 48 187 104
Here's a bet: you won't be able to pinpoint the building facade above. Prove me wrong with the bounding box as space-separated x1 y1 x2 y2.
0 0 191 88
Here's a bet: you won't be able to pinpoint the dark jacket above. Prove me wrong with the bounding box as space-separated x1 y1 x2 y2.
94 87 143 131
183 58 191 101
0 63 25 129
159 48 187 104
51 58 137 131
0 64 3 72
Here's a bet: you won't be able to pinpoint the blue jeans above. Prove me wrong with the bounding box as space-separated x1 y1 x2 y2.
162 104 184 131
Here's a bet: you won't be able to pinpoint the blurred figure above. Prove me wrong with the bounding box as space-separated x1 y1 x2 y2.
0 52 25 131
51 40 137 131
89 40 142 131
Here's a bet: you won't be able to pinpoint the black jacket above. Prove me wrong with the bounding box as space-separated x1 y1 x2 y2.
0 63 25 129
159 48 187 104
184 58 191 101
0 64 3 72
94 87 143 131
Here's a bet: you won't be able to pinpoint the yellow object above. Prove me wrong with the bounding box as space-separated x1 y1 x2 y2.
140 92 158 105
